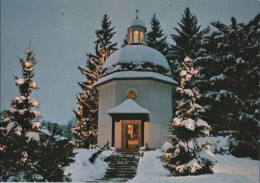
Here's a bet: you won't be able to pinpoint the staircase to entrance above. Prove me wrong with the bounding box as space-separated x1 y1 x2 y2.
104 152 140 181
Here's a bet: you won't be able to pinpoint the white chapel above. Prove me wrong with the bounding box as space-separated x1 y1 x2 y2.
94 16 177 152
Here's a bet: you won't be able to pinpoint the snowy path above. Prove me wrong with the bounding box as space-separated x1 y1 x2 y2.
127 150 259 183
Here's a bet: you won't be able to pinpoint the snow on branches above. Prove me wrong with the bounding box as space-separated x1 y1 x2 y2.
163 56 215 176
194 16 260 158
1 47 41 150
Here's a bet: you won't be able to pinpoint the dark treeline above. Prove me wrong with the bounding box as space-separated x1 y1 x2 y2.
41 118 76 138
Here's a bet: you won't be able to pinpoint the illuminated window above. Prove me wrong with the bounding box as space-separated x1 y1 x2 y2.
140 31 144 43
134 31 139 43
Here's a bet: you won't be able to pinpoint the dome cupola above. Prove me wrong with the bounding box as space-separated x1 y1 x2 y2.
127 10 147 45
94 12 177 87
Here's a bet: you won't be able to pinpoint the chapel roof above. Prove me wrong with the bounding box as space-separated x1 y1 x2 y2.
94 17 177 87
128 18 146 29
94 71 177 87
102 44 171 76
107 99 150 114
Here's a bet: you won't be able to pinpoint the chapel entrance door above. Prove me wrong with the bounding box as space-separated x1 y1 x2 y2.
122 120 141 152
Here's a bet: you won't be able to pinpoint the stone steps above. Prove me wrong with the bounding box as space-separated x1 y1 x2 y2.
104 152 140 180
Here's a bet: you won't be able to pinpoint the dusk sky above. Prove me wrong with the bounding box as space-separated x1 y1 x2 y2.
1 0 259 125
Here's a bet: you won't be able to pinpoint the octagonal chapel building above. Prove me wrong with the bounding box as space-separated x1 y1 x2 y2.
94 17 177 152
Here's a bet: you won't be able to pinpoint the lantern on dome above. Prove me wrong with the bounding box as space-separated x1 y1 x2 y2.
127 10 147 45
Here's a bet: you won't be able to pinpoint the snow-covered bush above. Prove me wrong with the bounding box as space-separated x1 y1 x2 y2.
110 147 116 151
140 146 147 151
199 136 233 154
65 149 113 182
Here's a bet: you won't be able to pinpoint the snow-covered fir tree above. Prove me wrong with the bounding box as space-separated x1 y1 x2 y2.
195 14 260 159
72 14 117 148
0 47 75 181
163 57 214 176
169 7 207 80
0 47 42 180
147 14 169 58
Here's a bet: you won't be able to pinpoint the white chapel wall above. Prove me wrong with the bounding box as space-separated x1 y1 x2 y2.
115 79 173 149
144 122 150 146
97 81 116 147
147 80 172 148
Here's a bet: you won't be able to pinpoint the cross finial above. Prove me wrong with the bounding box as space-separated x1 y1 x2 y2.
136 9 139 19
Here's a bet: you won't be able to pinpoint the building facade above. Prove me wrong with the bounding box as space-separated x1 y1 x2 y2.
94 17 177 151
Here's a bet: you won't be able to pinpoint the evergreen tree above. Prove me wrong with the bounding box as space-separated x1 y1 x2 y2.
169 7 207 79
0 47 41 181
0 47 75 181
121 33 128 47
33 124 75 182
195 14 260 159
163 57 214 176
72 14 117 148
147 14 169 58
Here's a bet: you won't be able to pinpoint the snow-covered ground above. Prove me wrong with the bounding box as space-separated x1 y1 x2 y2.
64 137 258 183
64 149 113 182
128 150 259 183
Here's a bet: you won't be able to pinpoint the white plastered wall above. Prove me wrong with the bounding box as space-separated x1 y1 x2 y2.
97 81 116 147
144 122 149 146
115 80 173 149
97 79 173 149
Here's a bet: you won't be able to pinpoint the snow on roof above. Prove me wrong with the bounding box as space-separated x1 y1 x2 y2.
107 99 150 114
129 18 146 28
103 45 170 71
94 71 177 87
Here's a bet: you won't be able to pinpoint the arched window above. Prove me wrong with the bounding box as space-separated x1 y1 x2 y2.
140 31 144 43
134 31 139 43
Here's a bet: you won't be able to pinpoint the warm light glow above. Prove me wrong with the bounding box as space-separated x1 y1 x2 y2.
187 109 192 114
140 31 144 43
134 31 139 42
128 125 131 134
184 56 190 62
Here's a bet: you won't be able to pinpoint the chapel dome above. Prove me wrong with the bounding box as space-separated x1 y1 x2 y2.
128 18 147 29
102 44 171 77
